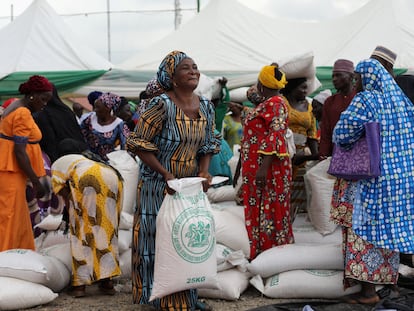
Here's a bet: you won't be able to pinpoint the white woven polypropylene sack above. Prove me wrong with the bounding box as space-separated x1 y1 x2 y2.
247 243 343 278
305 158 338 235
118 229 132 254
35 230 70 250
250 270 360 299
0 277 58 310
216 244 249 272
293 213 341 245
107 150 138 214
198 268 251 301
210 202 250 257
150 178 218 301
39 243 72 273
206 185 236 203
119 248 132 279
34 214 63 231
0 249 70 292
119 211 134 230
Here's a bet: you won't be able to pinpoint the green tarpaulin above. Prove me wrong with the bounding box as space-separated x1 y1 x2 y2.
0 70 107 98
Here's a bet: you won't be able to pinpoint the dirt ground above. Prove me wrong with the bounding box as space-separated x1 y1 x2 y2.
30 281 298 311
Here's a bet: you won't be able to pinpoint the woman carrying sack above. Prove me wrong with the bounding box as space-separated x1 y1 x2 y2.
127 50 220 311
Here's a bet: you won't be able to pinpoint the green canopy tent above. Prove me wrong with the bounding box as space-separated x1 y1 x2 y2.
0 71 107 98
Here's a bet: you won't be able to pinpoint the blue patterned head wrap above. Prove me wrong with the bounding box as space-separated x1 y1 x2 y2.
355 58 390 92
97 92 122 112
156 50 189 90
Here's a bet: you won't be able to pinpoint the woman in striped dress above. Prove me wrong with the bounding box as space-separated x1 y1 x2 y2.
127 51 220 310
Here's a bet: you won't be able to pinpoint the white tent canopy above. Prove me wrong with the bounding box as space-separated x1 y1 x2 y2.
0 0 112 79
77 0 414 97
118 0 414 71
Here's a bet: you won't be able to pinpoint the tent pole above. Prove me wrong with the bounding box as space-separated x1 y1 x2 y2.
107 0 111 61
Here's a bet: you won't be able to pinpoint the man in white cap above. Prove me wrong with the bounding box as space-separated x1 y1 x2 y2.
312 89 332 124
319 59 355 160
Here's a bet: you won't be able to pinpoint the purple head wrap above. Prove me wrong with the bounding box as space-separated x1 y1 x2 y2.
97 92 122 112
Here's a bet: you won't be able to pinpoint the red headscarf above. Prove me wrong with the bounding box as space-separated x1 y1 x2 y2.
18 75 53 95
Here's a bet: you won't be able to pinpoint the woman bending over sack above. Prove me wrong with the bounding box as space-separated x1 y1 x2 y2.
51 140 123 298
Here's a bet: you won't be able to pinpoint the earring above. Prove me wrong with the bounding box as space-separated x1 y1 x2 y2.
173 82 178 88
110 110 114 116
29 96 34 100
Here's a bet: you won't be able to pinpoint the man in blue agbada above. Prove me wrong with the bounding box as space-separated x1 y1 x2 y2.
332 58 414 304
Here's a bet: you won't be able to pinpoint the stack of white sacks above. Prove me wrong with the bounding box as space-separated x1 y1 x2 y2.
0 150 383 309
202 154 358 301
0 150 137 310
249 158 355 299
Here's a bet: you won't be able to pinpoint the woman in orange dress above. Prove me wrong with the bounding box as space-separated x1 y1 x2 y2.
0 75 53 251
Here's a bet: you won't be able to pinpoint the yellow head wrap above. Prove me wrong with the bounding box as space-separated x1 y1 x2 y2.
258 65 287 90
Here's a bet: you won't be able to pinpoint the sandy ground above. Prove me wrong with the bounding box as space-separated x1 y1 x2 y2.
30 281 297 311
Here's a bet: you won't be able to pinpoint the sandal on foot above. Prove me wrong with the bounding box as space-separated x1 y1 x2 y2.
98 279 116 295
195 300 213 311
70 285 86 298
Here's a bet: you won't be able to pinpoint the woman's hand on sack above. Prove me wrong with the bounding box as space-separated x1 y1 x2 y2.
198 171 212 192
163 172 176 195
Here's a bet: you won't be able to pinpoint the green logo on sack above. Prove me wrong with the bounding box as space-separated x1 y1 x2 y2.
172 207 215 263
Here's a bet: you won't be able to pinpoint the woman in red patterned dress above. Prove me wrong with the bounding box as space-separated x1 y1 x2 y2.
241 65 294 260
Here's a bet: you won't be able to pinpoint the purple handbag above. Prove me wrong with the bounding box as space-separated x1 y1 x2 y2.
328 122 381 180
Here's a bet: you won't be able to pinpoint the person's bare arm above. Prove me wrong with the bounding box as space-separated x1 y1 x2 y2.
15 143 46 198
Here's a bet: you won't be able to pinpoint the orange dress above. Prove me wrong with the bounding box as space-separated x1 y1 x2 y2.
0 107 45 251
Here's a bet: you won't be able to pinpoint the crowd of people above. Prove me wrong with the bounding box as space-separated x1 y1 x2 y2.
0 44 414 310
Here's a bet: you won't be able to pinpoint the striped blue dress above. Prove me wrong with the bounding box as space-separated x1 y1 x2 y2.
127 93 220 310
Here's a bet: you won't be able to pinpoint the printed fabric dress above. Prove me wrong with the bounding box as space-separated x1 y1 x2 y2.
51 154 123 286
285 100 317 214
241 96 294 260
0 107 45 251
80 112 130 161
127 93 220 310
332 59 414 286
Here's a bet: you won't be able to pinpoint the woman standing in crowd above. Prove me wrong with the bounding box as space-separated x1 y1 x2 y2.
241 65 294 260
281 77 318 216
117 96 135 131
332 58 414 304
81 92 130 161
34 84 85 163
222 101 243 150
0 75 52 251
51 140 123 298
127 50 220 310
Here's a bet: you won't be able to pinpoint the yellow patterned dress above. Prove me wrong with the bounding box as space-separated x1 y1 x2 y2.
285 99 317 214
51 154 123 286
